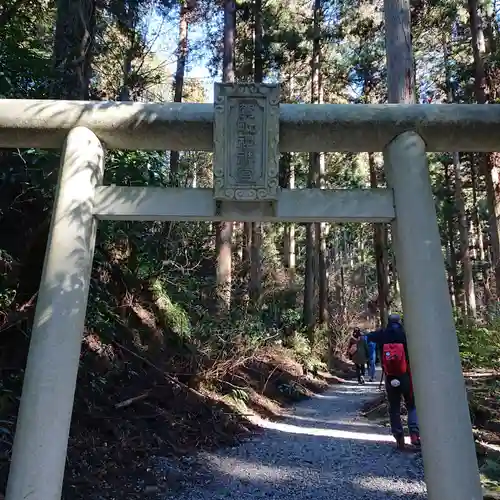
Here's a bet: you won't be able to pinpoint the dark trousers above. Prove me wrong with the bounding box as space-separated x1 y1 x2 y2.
355 364 365 382
385 372 419 437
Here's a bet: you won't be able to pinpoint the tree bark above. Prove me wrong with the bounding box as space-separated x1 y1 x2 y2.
470 154 492 304
283 76 296 275
368 153 389 327
443 36 476 317
444 162 461 310
467 0 500 298
313 0 328 326
215 0 236 315
51 0 96 99
249 0 263 308
169 1 190 187
17 0 97 306
455 153 477 317
303 0 326 332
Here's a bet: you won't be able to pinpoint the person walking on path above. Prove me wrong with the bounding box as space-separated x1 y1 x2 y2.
366 314 420 451
366 336 377 382
347 328 369 384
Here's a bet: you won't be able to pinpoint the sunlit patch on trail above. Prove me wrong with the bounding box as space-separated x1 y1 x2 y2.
354 475 426 495
248 416 412 444
286 414 378 428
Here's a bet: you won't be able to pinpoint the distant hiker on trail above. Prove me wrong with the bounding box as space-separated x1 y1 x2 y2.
347 327 369 384
366 314 420 451
366 337 377 382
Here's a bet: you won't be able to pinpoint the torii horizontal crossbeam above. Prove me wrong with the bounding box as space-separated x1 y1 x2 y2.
0 99 499 152
93 186 395 222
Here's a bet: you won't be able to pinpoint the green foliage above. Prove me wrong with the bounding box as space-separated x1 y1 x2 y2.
229 387 250 404
0 250 15 310
281 308 301 330
481 459 500 493
457 323 500 369
277 380 308 400
223 387 250 413
150 278 192 340
284 330 327 374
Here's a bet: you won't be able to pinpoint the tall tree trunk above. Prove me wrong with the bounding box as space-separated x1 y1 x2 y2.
284 76 296 275
455 153 477 317
17 0 96 305
468 0 500 298
118 2 135 102
470 154 492 304
443 36 476 317
384 0 418 319
368 153 389 327
313 0 327 326
444 162 460 310
169 1 189 187
51 0 96 99
339 242 346 320
303 0 321 334
470 156 486 263
249 0 263 308
303 0 324 334
303 224 316 333
287 166 296 273
215 0 235 315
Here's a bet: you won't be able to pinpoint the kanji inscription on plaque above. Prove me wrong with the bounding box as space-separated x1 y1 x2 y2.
213 83 280 201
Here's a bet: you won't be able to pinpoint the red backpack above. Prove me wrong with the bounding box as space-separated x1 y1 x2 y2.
382 343 407 376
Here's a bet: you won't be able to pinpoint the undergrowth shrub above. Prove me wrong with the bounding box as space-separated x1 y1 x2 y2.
457 322 500 370
284 330 328 374
150 278 191 340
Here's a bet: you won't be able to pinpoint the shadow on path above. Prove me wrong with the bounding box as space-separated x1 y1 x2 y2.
156 371 427 499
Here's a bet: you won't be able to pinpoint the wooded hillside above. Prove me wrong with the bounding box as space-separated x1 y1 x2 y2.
0 0 499 497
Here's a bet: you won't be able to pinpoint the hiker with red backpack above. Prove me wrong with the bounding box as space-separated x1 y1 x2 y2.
366 313 420 450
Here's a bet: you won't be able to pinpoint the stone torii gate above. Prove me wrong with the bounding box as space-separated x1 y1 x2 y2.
0 87 491 500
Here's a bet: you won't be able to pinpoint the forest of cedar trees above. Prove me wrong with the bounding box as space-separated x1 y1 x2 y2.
0 0 500 497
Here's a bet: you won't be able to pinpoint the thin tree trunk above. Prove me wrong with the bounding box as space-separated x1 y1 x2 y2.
470 156 486 263
303 223 315 333
304 0 324 334
443 36 476 317
169 1 189 187
249 0 263 308
315 2 327 326
368 152 389 327
455 153 477 317
340 248 346 320
215 0 235 315
284 76 296 275
470 154 492 304
468 0 500 297
313 1 327 325
118 3 135 102
444 162 460 310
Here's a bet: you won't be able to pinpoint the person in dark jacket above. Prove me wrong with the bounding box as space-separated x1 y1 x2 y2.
366 314 420 450
366 337 377 382
347 328 369 384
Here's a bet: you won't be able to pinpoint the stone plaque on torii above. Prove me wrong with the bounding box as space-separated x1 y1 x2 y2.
213 82 280 216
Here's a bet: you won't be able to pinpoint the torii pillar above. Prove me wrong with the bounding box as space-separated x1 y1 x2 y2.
383 0 483 498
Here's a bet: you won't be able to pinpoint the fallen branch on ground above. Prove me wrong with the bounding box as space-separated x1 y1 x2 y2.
361 402 386 417
115 391 151 409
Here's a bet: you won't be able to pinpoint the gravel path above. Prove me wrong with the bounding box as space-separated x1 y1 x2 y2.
155 374 427 499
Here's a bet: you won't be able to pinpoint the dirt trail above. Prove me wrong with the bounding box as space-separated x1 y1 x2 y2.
154 374 426 499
